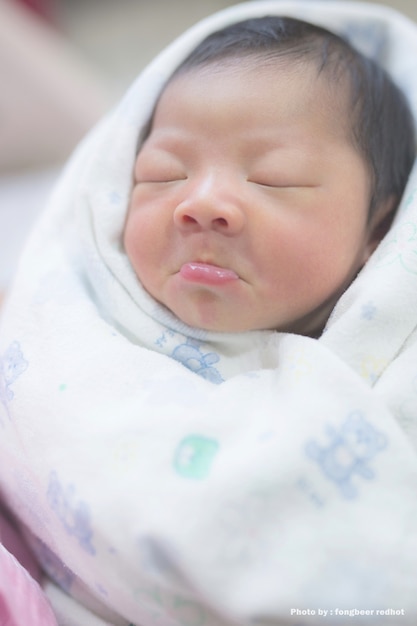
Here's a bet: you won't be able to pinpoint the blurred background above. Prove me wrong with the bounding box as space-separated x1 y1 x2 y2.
1 0 417 297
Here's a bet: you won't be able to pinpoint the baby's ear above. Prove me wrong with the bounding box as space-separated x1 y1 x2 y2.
364 194 397 260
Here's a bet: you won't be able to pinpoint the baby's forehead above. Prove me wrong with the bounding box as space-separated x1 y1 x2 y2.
152 57 353 142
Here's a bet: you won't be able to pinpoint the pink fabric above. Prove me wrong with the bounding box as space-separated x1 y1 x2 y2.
0 509 41 581
0 513 57 626
0 543 58 626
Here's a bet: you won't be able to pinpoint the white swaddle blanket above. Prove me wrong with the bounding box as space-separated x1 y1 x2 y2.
1 1 417 624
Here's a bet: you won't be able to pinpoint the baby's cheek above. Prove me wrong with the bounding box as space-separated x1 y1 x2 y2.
123 220 159 290
123 215 145 275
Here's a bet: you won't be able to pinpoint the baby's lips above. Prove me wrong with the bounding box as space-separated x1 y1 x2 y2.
180 262 239 284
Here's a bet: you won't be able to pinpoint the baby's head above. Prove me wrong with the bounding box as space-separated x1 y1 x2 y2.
124 16 416 337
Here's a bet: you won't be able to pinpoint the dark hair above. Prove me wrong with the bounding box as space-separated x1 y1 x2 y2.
171 16 416 218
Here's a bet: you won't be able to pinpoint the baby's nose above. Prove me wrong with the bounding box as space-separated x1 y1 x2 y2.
173 175 245 234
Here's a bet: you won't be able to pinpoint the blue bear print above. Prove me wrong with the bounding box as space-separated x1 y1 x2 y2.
306 411 387 499
172 338 224 384
0 341 28 419
47 471 96 555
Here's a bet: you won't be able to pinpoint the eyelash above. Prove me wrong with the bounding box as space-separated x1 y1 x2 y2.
249 180 299 189
139 179 304 190
137 174 186 184
136 161 310 189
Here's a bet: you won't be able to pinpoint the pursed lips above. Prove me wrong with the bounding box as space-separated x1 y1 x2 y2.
179 261 239 284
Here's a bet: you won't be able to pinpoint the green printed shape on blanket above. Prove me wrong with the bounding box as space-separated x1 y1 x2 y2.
173 435 219 479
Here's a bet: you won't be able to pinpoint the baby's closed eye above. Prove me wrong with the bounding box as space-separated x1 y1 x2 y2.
135 150 186 183
247 174 318 189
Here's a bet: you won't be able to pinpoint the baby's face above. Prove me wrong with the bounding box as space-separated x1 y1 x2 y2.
124 61 374 335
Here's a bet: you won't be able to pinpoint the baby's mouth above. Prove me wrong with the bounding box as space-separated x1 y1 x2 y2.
179 262 239 285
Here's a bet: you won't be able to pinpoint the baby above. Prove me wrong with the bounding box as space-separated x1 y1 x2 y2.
1 7 417 626
124 16 415 337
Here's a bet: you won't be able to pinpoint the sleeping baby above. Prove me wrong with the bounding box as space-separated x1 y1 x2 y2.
0 2 417 625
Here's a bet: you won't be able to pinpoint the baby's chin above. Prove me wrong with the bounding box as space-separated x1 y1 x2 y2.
144 280 336 337
167 307 322 336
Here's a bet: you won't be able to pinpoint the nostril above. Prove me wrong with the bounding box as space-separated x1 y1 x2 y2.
215 217 228 227
174 203 238 231
179 214 228 227
182 214 198 224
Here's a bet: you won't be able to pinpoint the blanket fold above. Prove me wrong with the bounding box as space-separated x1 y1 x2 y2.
1 2 417 625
